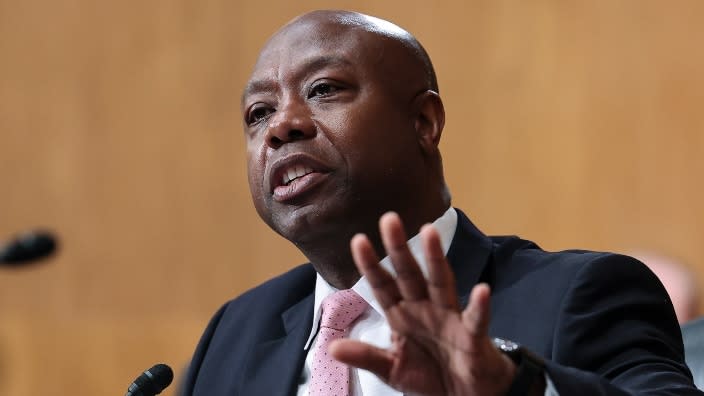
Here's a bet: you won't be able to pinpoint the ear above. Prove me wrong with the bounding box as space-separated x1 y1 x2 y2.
413 90 445 154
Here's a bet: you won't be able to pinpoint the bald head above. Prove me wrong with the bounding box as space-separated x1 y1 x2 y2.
256 10 438 94
632 252 700 324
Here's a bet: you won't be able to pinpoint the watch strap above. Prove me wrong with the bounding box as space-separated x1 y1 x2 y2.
493 337 545 396
504 348 544 396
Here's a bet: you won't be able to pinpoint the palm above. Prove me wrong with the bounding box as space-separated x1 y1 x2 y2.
384 303 468 394
331 212 515 396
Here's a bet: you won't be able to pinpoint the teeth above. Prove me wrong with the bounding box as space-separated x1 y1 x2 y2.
281 165 314 185
287 169 297 183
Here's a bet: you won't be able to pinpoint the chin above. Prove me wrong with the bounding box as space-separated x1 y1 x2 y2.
268 205 322 239
270 203 356 245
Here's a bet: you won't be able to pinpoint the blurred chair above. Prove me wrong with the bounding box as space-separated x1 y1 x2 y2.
682 317 704 389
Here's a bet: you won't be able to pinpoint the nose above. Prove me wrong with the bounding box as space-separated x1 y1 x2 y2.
265 100 315 149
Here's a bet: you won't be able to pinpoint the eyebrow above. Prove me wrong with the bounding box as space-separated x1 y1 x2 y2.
241 80 278 104
241 55 354 103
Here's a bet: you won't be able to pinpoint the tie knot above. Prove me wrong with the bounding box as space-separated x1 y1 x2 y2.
320 289 367 331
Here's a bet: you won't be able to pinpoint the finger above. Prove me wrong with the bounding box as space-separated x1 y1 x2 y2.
329 339 393 382
421 224 459 310
351 233 402 309
461 283 491 337
380 212 429 301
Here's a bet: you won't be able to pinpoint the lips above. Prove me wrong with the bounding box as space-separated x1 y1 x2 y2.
268 154 331 202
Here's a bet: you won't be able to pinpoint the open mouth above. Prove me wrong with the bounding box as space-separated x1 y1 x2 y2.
282 165 314 186
268 154 331 202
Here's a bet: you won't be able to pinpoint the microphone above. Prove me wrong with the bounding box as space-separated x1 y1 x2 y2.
126 363 174 396
0 230 57 266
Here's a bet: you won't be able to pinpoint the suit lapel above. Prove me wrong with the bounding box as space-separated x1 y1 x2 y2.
447 209 494 308
241 291 314 396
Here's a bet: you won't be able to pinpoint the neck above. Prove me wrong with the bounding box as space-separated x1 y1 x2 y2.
298 195 451 290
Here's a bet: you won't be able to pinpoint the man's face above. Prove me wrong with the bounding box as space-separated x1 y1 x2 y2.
242 21 426 244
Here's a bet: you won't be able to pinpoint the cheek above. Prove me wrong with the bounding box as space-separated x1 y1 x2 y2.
335 104 412 155
245 146 267 203
246 160 273 225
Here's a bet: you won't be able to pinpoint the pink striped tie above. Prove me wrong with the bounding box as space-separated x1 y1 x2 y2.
308 289 367 396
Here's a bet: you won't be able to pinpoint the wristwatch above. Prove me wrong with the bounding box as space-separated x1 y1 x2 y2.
492 337 545 396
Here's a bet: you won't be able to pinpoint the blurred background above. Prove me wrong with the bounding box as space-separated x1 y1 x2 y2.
1 0 703 394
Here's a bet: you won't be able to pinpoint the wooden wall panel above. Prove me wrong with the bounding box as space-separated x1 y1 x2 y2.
0 1 702 394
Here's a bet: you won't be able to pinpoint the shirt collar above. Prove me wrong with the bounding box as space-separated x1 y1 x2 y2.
304 207 458 349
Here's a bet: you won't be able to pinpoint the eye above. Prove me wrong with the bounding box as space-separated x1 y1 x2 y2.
246 104 274 125
308 82 340 98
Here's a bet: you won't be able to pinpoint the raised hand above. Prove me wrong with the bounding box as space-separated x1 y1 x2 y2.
330 212 518 396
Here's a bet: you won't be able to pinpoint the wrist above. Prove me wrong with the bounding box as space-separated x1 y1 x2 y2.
528 374 546 396
492 338 546 396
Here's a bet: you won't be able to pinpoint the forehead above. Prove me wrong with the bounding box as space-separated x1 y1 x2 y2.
242 22 387 98
256 23 369 73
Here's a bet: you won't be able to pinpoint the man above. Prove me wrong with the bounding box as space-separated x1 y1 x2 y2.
182 10 701 395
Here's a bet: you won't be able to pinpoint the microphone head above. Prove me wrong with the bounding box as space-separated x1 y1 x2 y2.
0 230 58 266
126 363 174 396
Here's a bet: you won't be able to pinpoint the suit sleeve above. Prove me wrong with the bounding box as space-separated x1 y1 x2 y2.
180 303 228 396
543 254 701 395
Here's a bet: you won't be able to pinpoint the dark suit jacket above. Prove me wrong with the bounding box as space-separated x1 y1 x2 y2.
182 209 700 395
